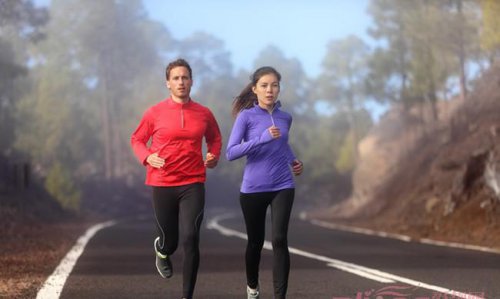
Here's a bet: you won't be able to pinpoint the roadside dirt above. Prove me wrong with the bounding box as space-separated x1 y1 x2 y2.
0 214 91 299
0 192 93 299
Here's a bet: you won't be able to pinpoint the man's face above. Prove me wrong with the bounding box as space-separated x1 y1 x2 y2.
166 66 192 100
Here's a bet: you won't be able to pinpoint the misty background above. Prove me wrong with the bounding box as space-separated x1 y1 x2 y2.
1 0 498 216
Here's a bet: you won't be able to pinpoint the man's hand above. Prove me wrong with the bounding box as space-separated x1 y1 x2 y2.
204 152 218 169
146 152 165 169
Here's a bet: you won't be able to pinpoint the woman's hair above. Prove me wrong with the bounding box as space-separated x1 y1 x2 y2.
165 58 192 80
232 66 281 117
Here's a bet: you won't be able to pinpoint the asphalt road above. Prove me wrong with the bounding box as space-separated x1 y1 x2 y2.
57 208 499 299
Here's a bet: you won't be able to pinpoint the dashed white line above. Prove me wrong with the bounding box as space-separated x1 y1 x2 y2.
36 220 116 299
207 213 483 299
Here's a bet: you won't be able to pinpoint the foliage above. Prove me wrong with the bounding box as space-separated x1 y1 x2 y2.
1 0 496 211
0 0 47 155
253 45 310 110
316 35 371 167
480 0 500 56
45 162 81 211
335 109 373 174
367 0 481 113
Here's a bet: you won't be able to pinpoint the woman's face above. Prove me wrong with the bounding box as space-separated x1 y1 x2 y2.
252 73 280 110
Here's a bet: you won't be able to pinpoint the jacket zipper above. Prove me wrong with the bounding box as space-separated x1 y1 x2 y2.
269 105 276 126
181 106 185 128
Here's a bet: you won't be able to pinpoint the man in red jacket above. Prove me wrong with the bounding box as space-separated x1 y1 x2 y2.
131 58 222 299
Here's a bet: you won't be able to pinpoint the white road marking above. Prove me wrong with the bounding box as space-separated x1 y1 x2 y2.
36 220 116 299
309 217 500 254
309 218 412 242
207 213 483 299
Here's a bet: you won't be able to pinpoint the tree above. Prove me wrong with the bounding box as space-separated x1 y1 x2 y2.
45 161 81 211
367 0 480 120
444 0 479 100
0 0 47 155
73 0 171 179
14 0 174 209
480 0 500 61
0 40 25 155
253 45 309 111
27 0 173 180
0 0 47 40
317 35 371 160
366 0 414 109
177 31 232 82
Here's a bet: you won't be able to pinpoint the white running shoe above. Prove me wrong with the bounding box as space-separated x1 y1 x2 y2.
247 285 260 299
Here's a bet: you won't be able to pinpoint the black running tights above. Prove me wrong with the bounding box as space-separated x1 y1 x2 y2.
152 183 205 299
240 188 295 299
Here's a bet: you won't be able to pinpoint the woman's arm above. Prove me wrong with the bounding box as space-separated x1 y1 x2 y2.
226 113 274 161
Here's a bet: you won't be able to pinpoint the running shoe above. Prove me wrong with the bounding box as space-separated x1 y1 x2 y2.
154 237 173 278
247 285 260 299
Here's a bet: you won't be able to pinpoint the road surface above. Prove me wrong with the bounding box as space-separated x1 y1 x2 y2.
40 208 498 298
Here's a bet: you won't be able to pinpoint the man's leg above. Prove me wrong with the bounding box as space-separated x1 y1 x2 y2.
178 183 205 299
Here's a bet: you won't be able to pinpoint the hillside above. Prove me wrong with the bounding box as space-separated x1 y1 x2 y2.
313 64 500 249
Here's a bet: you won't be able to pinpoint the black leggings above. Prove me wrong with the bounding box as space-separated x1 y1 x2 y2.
240 188 295 299
152 183 205 299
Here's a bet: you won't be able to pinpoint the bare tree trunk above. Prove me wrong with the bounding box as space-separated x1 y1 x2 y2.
459 54 467 100
347 92 359 161
430 93 438 122
99 56 112 180
456 0 468 101
111 115 123 178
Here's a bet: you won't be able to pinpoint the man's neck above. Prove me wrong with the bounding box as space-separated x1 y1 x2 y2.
171 95 190 104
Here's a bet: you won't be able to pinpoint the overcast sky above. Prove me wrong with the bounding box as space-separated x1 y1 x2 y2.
34 0 372 76
143 0 372 76
33 0 380 116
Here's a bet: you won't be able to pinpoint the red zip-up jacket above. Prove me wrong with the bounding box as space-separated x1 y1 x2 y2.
131 97 222 186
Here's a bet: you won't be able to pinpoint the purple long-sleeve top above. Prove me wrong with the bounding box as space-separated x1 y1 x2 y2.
226 102 296 193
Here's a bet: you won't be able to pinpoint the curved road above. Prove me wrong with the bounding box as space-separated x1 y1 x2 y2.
38 209 497 298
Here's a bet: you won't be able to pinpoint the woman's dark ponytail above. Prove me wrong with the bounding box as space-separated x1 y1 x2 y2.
232 83 256 117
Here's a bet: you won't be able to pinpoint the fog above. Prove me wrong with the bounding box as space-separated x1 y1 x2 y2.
1 0 492 217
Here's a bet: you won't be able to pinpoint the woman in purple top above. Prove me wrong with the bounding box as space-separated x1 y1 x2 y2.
226 66 303 299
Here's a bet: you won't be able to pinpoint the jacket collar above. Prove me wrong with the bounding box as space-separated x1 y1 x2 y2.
253 100 282 111
165 97 193 108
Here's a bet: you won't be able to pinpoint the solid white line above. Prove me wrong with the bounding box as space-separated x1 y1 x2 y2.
420 238 500 254
310 218 500 254
310 218 412 242
207 213 483 299
36 220 116 299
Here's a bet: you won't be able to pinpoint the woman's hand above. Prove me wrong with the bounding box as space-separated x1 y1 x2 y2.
269 126 281 139
292 159 303 176
146 152 165 168
204 152 218 169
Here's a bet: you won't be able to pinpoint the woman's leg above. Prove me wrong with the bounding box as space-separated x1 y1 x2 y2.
270 188 295 299
178 183 205 299
239 192 272 289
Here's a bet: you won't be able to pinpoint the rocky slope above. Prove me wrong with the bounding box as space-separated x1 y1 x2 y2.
314 64 500 249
